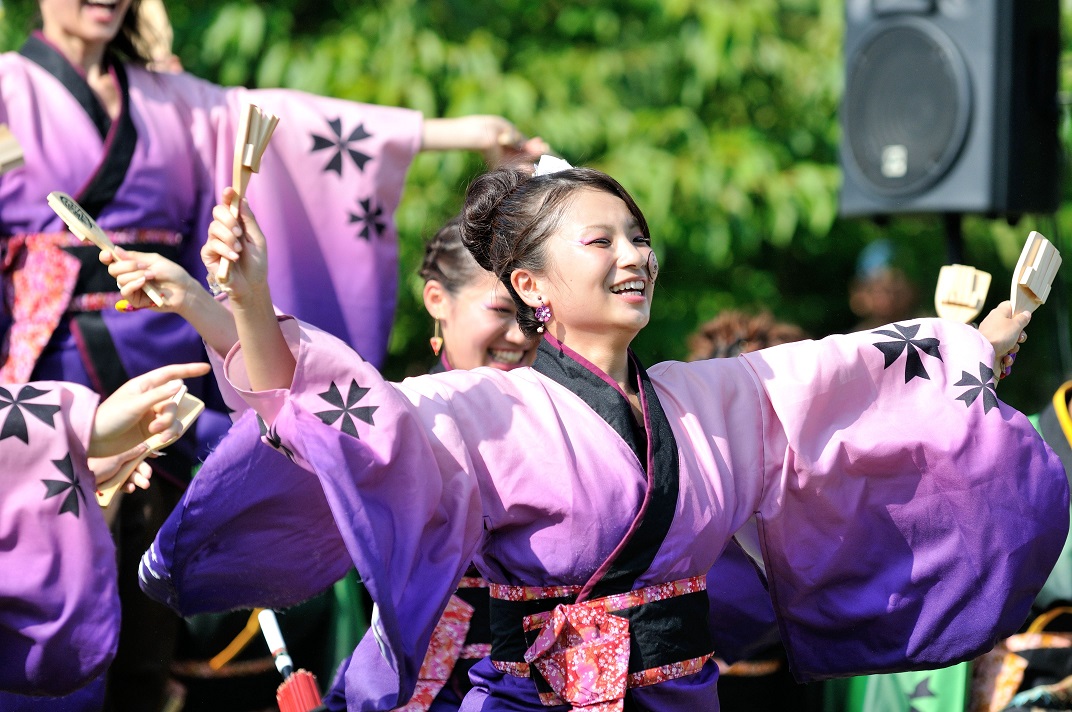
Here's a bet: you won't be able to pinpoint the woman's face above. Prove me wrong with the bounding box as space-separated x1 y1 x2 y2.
534 188 654 347
435 272 538 372
39 0 133 53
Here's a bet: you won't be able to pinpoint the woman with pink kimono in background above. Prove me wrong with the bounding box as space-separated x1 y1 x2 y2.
0 360 208 709
141 160 1067 711
1 0 542 706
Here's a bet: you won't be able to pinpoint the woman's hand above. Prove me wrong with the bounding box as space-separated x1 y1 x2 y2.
102 247 204 316
203 187 270 306
977 301 1031 379
89 362 211 457
90 448 153 494
484 130 552 171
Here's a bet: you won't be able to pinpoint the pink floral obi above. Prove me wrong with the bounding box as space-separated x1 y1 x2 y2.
489 575 712 711
0 228 182 383
397 575 490 712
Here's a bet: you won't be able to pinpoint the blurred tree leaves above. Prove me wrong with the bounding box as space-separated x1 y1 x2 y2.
3 0 1069 407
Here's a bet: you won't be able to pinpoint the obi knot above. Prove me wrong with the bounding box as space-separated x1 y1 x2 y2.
522 601 631 711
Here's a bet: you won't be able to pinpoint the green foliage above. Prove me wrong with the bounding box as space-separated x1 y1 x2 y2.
3 0 1069 407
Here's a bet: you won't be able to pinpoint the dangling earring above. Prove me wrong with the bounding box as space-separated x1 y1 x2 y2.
534 297 552 334
429 319 444 356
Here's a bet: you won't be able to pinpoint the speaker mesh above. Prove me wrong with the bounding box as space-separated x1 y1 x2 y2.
844 23 971 198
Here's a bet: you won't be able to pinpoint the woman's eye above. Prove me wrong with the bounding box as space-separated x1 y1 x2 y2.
633 235 651 245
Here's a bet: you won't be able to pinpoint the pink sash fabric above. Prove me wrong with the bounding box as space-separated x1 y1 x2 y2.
0 229 181 383
524 603 631 711
396 594 474 712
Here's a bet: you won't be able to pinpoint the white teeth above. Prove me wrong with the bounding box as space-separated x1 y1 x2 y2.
610 280 645 294
489 349 523 364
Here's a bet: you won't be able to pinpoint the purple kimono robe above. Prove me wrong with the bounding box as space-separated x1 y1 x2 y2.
0 33 422 402
141 317 1068 710
0 381 117 701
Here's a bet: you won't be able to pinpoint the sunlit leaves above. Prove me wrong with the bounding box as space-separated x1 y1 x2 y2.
1 0 1063 405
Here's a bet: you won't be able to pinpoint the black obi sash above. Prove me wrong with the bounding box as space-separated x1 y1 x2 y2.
489 338 711 680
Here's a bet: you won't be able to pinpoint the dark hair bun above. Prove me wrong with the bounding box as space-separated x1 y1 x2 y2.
460 168 527 274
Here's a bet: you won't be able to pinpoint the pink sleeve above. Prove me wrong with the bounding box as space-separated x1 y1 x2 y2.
737 319 1068 680
181 78 423 365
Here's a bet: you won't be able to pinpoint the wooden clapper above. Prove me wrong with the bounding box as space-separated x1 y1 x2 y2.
96 384 205 507
1011 231 1062 315
935 265 992 323
46 191 165 307
216 102 279 283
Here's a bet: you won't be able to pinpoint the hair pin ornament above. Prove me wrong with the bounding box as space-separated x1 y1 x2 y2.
533 155 573 177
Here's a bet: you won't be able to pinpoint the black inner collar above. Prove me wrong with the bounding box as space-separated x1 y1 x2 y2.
19 33 139 219
532 338 680 600
20 33 112 140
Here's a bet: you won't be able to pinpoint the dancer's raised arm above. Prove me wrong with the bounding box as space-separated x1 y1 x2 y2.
203 188 296 392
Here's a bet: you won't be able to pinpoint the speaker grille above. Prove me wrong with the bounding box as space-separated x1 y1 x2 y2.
843 21 972 198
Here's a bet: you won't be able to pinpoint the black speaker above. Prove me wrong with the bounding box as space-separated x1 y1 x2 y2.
838 0 1061 218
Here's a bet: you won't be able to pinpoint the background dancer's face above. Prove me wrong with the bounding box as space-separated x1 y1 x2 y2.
514 188 655 353
39 0 132 52
425 271 537 372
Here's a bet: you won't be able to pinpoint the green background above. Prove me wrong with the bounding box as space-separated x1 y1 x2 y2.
4 0 1071 411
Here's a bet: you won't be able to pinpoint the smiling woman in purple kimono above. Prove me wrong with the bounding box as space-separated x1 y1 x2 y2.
142 161 1067 711
0 360 208 707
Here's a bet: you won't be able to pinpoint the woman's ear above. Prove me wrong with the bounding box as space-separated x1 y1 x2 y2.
423 280 448 319
511 269 542 309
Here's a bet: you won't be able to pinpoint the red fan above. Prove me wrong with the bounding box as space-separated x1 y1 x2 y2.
258 609 323 712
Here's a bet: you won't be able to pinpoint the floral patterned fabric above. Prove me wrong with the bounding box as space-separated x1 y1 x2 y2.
523 602 630 712
395 594 474 712
0 228 182 383
488 576 711 709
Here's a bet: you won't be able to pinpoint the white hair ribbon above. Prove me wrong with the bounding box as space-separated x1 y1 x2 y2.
533 155 574 176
